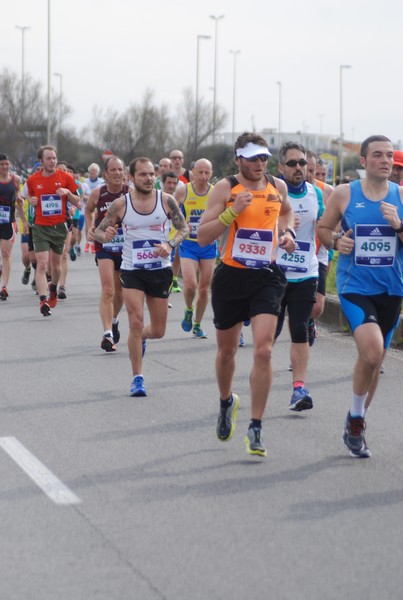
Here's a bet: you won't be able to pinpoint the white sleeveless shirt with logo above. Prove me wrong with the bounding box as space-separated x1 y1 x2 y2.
121 190 171 271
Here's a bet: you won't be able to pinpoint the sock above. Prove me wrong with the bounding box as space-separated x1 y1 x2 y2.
249 419 262 430
104 330 113 338
350 393 366 417
112 317 119 325
172 276 178 283
49 283 57 294
293 381 304 389
133 373 143 379
194 321 201 328
39 295 46 301
220 395 233 409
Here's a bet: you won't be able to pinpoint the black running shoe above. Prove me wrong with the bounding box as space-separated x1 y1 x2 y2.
216 394 240 441
21 268 31 285
101 334 116 352
112 323 120 344
40 300 51 316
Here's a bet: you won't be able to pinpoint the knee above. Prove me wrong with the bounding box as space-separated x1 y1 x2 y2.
101 285 114 302
253 343 272 367
290 320 308 343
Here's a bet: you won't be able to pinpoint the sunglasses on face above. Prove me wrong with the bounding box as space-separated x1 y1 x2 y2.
284 159 308 167
242 154 269 163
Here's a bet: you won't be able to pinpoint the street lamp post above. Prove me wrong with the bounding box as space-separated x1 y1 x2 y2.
53 72 62 138
47 0 51 143
339 64 351 180
195 34 211 156
210 14 224 145
15 25 31 122
276 81 282 154
230 50 240 145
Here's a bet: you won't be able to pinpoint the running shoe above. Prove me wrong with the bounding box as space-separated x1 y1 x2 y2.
21 268 31 285
112 322 120 344
0 286 8 301
47 290 58 308
101 334 116 352
142 338 147 357
170 281 182 293
239 332 245 347
181 307 193 332
380 364 385 374
216 393 240 441
308 318 317 347
91 244 96 254
69 247 76 262
244 427 267 457
130 375 147 397
85 242 90 253
288 363 293 372
193 324 207 339
342 412 371 458
40 300 51 316
289 386 313 411
57 285 67 299
75 245 81 257
31 279 37 292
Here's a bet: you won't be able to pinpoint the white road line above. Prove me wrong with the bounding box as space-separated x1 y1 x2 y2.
0 436 81 505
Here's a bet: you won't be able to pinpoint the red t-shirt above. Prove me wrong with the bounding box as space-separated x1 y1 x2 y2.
27 169 78 226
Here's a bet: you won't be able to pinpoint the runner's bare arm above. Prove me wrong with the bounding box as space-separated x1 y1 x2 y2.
85 188 100 242
317 184 350 249
165 194 189 246
197 179 234 247
93 196 125 243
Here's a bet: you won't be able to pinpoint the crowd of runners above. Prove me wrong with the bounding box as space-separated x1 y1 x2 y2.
1 134 402 459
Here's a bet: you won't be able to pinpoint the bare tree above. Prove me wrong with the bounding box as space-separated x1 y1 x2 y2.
0 69 71 171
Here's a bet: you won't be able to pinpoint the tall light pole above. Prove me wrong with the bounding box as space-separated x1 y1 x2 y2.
53 72 62 137
47 0 51 143
230 50 240 145
276 81 282 154
15 25 31 123
339 64 351 180
195 34 211 156
210 14 224 145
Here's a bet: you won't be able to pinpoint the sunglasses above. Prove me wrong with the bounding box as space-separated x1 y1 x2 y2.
242 154 269 163
284 159 308 167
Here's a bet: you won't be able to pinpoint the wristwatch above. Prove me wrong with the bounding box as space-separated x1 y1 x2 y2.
168 239 177 248
394 220 403 233
283 227 296 239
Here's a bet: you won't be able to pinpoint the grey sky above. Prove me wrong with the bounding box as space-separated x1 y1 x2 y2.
3 0 403 147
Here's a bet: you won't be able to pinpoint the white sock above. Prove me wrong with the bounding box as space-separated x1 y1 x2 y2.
104 330 113 338
112 317 119 325
351 393 366 417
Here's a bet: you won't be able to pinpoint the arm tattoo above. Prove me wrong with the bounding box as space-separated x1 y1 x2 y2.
167 195 189 242
97 198 122 231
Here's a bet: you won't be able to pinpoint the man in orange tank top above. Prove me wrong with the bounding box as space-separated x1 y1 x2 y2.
198 132 296 457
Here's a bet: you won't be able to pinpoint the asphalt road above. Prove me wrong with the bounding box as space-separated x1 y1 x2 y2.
1 242 403 600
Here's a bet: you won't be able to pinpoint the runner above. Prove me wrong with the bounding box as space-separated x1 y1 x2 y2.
198 132 296 457
93 157 189 396
26 145 81 316
0 153 26 300
317 135 403 458
86 156 129 351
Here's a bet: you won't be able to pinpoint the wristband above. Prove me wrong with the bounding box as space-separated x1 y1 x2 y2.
394 220 403 233
218 206 239 227
168 239 177 248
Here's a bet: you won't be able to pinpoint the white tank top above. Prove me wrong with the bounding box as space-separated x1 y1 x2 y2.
121 190 171 271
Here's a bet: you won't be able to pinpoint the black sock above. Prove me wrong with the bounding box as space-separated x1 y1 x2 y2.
39 295 46 301
249 419 262 430
220 395 233 409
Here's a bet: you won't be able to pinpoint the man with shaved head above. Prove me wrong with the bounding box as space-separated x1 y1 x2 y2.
174 158 215 338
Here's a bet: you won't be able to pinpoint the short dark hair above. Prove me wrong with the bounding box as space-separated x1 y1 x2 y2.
162 171 178 183
306 150 317 160
129 157 153 177
234 131 268 154
0 153 9 161
279 141 306 164
37 145 57 160
360 135 391 158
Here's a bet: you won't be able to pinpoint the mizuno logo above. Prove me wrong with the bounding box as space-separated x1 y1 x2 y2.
370 227 382 236
355 202 365 208
250 232 261 240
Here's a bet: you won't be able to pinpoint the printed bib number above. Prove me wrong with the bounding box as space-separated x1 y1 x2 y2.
188 216 200 239
232 228 273 268
0 205 11 224
355 224 396 267
103 227 125 253
276 240 311 273
132 239 163 270
41 194 62 216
